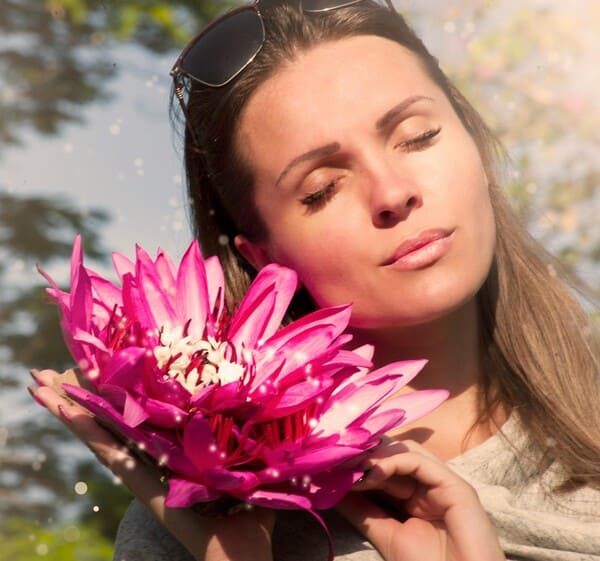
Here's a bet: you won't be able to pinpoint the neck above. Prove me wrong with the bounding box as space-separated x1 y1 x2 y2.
350 299 507 459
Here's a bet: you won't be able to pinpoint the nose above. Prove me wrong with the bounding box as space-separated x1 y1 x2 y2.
366 160 423 228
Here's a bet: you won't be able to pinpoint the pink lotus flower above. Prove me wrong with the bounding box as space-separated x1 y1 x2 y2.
40 236 447 514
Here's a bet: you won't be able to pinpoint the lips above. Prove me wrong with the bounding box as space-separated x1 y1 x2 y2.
381 228 454 267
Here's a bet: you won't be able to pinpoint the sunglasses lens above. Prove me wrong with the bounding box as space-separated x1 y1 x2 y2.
180 8 265 87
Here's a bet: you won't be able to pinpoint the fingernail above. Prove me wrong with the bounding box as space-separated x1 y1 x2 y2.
58 405 72 423
354 468 372 485
28 385 47 407
30 369 43 386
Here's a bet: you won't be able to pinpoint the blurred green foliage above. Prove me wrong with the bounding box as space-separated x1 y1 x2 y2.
0 0 223 149
0 191 123 560
0 517 113 561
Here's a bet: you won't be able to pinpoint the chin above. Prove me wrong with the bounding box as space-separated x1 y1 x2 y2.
348 286 482 331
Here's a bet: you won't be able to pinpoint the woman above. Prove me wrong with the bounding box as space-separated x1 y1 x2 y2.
31 0 600 559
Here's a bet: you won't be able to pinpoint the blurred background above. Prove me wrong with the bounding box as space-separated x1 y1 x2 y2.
0 0 598 558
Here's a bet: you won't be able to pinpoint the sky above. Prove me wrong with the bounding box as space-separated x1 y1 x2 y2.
2 45 190 268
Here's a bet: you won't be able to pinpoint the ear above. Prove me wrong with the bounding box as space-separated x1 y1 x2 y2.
234 234 272 272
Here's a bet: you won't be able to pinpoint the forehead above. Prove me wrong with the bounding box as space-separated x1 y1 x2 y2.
236 35 443 169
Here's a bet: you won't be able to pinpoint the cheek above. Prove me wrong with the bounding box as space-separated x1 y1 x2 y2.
448 143 494 240
461 178 497 287
267 228 350 278
264 222 360 301
438 143 497 294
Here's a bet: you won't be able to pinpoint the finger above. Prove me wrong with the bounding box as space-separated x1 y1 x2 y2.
31 385 211 553
342 472 500 561
31 368 62 387
357 450 481 520
337 492 425 561
355 440 447 501
355 471 417 500
32 386 164 499
33 386 155 483
364 451 454 488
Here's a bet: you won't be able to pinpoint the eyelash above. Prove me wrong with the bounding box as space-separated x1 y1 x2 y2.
300 180 338 211
299 127 442 209
397 126 442 151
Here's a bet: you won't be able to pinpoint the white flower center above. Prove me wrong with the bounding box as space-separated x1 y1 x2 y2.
153 325 245 394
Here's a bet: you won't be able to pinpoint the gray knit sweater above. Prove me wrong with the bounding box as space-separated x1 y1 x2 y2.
113 416 600 560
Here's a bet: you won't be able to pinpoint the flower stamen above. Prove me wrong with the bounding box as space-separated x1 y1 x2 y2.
153 326 248 394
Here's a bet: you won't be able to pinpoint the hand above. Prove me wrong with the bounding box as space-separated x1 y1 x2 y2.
336 439 504 561
29 369 275 561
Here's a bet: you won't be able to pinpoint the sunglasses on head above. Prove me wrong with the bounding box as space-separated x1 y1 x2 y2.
170 0 395 107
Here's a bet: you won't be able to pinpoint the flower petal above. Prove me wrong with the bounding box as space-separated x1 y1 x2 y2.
260 444 363 480
244 489 312 511
204 255 225 331
315 378 400 436
69 237 92 332
165 479 221 507
182 414 220 471
100 347 146 391
112 251 135 282
98 384 150 427
259 304 351 353
202 468 259 492
376 389 449 426
150 433 201 479
229 264 297 348
175 241 209 339
72 328 109 354
154 248 177 294
88 270 122 312
251 377 335 420
323 348 373 370
253 325 351 388
141 397 188 428
136 245 177 329
145 369 191 410
61 384 152 448
302 469 357 510
352 408 406 437
121 274 157 331
228 286 277 350
369 359 429 388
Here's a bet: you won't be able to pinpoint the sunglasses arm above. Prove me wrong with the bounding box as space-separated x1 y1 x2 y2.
172 76 203 154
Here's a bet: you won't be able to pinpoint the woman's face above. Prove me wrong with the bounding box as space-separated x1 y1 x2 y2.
235 36 496 329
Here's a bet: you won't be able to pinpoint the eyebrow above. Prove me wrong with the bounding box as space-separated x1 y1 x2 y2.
275 142 340 186
275 95 434 186
375 95 434 131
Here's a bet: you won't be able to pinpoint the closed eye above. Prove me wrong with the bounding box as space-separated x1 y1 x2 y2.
299 180 338 212
397 126 441 152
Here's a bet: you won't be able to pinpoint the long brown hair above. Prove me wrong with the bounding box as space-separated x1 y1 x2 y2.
172 0 600 488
